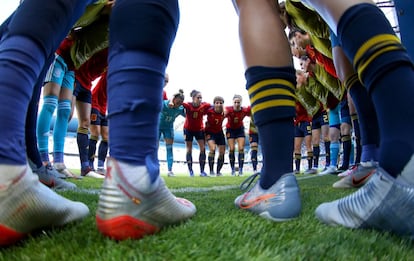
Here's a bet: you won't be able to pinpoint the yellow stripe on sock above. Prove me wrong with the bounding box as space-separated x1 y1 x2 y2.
248 79 295 95
343 74 359 91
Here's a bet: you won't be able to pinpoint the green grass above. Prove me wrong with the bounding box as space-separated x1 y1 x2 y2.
1 174 413 260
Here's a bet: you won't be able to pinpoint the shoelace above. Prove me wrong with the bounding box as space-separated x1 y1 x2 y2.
239 172 260 191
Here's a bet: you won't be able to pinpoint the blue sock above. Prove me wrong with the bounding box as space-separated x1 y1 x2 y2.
37 95 58 161
77 128 89 170
338 4 414 175
245 66 296 189
330 141 340 168
346 74 379 160
88 137 98 168
53 152 64 163
108 0 178 183
98 140 108 167
53 99 71 163
166 144 173 171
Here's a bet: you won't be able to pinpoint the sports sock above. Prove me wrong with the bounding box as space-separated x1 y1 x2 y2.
217 154 224 173
307 151 313 169
98 140 108 168
294 153 301 172
199 151 206 173
166 143 173 171
346 74 379 162
208 151 215 173
251 147 258 171
186 152 193 172
341 135 352 169
324 140 331 167
338 3 414 175
77 128 89 170
330 141 340 168
313 145 320 168
88 136 98 168
229 150 235 171
53 99 71 163
37 95 58 162
238 151 245 172
245 66 296 189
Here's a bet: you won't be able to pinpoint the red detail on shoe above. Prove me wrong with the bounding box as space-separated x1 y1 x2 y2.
96 215 159 240
106 166 112 179
0 224 25 246
239 193 276 209
176 197 193 208
40 179 55 188
352 169 375 187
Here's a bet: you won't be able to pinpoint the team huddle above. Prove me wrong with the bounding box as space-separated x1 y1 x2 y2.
1 0 414 247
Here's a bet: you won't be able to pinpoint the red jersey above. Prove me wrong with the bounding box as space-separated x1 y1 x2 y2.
91 71 107 115
56 37 75 70
205 106 225 134
294 101 312 125
182 102 211 131
75 48 108 91
305 45 338 78
225 106 251 129
162 90 168 100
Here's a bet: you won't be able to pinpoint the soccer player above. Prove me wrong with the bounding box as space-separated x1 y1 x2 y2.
248 116 260 173
159 89 185 177
225 94 251 176
182 90 211 177
205 96 226 176
88 71 109 175
36 33 79 179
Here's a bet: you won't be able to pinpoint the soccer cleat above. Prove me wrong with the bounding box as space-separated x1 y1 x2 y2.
235 173 301 221
34 165 77 190
167 171 175 177
54 162 82 179
318 166 338 176
304 168 317 175
338 165 357 177
96 158 196 240
0 165 89 246
315 167 414 238
216 172 223 177
231 169 236 176
209 171 216 177
81 166 105 179
238 170 243 176
189 170 194 177
332 163 377 189
96 167 107 175
200 171 208 177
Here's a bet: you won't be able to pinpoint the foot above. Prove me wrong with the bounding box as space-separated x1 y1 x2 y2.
96 167 107 175
0 165 89 246
332 162 377 189
34 165 77 190
167 171 175 177
235 173 301 221
216 172 223 177
54 162 82 179
209 171 216 177
96 158 196 240
231 169 236 176
318 166 338 176
189 170 194 177
81 167 105 179
304 168 317 175
200 171 208 177
316 167 414 238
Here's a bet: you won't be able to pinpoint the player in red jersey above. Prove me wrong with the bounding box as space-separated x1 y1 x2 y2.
182 90 211 177
72 48 108 179
205 96 226 176
225 94 251 176
88 71 108 175
248 115 260 173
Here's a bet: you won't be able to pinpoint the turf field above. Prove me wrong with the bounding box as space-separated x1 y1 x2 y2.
1 173 413 260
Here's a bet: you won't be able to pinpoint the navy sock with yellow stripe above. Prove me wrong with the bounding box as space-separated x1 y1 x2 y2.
338 3 414 175
246 66 296 189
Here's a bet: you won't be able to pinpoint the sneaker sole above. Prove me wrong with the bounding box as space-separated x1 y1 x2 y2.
96 215 159 240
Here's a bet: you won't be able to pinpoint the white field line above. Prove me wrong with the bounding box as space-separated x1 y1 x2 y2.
68 174 323 195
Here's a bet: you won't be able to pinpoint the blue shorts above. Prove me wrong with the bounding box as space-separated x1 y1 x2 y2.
249 133 259 144
90 108 108 127
159 127 174 140
312 111 329 130
206 131 226 146
329 101 351 127
73 80 92 104
226 127 246 139
295 122 312 138
44 55 75 91
184 129 205 142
